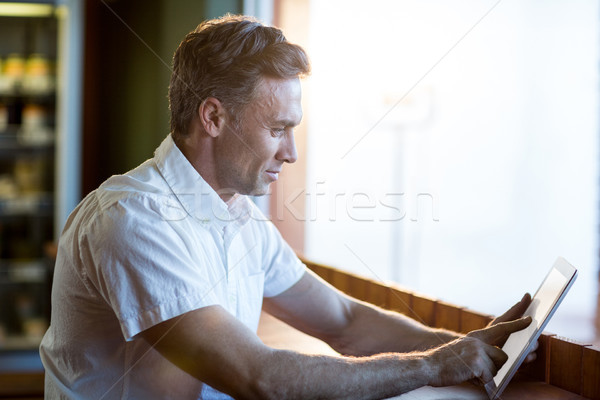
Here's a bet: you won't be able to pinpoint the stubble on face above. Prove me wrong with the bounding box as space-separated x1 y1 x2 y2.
213 78 302 200
214 117 264 198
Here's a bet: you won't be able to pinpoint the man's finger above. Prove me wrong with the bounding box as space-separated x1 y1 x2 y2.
523 339 539 363
470 316 532 345
479 352 499 384
476 344 508 384
490 293 532 325
525 352 537 363
485 343 509 370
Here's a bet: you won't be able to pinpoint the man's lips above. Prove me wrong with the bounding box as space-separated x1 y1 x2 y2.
265 170 280 180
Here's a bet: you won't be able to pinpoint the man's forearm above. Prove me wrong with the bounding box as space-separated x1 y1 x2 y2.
327 301 462 356
142 297 525 399
251 316 531 400
142 305 440 400
254 348 432 400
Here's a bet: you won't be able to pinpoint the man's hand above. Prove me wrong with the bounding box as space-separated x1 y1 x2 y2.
488 293 538 362
489 293 532 329
425 316 532 386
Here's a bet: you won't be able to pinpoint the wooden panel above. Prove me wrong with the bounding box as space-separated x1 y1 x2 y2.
345 274 369 302
387 286 413 316
459 308 493 334
364 279 389 309
517 332 554 383
337 274 390 309
0 397 44 400
435 300 462 332
0 372 44 397
502 380 588 400
582 345 600 400
304 261 332 283
549 336 586 395
329 268 351 294
410 294 437 327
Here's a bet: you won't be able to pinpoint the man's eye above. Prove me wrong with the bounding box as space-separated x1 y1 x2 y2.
271 128 285 137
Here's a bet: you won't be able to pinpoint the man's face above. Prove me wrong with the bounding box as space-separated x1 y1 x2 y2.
214 77 302 197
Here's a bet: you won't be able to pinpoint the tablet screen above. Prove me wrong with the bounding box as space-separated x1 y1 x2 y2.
485 258 577 399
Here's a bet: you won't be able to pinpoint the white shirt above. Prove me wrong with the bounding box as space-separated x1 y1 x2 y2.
40 135 305 399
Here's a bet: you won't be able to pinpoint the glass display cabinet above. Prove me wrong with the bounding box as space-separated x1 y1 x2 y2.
0 0 82 354
0 6 57 350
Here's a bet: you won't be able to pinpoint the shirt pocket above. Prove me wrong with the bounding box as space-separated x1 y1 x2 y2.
236 271 265 332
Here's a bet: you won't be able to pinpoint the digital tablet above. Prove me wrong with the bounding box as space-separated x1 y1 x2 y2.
484 257 578 400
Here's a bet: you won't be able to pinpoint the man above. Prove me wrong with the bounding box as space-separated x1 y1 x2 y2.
40 15 532 399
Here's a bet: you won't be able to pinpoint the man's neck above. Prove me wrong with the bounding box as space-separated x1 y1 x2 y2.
172 132 235 203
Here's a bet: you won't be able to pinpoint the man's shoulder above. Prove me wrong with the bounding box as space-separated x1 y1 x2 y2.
78 160 184 226
99 159 168 198
99 158 166 193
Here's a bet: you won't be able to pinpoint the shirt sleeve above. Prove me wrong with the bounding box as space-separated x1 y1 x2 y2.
256 215 307 298
79 195 220 340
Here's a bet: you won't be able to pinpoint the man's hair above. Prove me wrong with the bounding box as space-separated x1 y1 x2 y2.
168 14 311 138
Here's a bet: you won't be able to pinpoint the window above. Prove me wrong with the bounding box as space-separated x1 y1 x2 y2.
277 0 599 343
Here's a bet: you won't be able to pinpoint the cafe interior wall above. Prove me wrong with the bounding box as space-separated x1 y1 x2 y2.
81 0 242 195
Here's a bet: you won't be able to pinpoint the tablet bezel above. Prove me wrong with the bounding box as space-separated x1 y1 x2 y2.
484 257 578 400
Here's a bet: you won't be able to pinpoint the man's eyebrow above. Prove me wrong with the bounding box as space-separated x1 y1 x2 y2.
278 120 297 127
274 117 302 127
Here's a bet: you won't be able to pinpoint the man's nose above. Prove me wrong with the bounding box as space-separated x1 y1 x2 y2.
277 131 298 164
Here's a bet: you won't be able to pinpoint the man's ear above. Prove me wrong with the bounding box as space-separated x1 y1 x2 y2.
198 97 226 138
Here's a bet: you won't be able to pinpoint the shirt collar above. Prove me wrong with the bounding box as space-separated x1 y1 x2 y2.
153 134 253 229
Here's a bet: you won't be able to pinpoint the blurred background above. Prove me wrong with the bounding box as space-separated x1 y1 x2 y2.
0 0 597 358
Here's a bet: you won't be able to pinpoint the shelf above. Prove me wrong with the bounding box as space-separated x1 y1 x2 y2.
0 90 55 103
0 132 54 158
0 1 68 359
0 259 48 284
0 335 43 351
0 2 55 18
0 194 52 217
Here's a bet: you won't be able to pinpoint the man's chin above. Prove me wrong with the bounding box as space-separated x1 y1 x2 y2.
240 182 272 197
248 189 270 197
